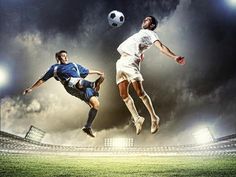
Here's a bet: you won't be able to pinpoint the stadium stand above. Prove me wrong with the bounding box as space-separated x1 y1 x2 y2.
0 131 236 156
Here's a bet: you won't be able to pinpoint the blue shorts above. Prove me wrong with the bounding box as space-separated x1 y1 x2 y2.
64 85 99 103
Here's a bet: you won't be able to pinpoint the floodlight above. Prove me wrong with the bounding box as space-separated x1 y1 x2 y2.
25 125 46 143
104 138 134 148
193 127 214 144
0 65 9 88
227 0 236 7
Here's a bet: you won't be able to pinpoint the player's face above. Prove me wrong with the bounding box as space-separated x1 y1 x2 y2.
141 17 153 29
59 52 68 64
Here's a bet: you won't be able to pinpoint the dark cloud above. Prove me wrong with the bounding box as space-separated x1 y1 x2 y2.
0 0 179 35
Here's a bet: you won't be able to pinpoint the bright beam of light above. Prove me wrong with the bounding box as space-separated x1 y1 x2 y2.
0 66 9 88
104 138 134 148
193 127 214 144
227 0 236 7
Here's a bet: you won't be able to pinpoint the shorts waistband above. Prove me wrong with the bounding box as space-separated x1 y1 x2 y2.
60 77 71 85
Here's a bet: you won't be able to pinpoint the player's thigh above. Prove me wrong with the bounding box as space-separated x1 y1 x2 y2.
132 81 145 97
89 96 100 109
118 80 130 99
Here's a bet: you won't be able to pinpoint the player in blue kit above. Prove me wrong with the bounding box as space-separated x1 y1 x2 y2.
23 50 104 138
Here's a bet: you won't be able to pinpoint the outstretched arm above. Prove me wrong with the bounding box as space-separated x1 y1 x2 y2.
89 70 104 76
154 40 185 65
23 79 45 95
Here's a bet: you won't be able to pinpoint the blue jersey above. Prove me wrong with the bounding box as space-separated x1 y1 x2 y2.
41 62 89 82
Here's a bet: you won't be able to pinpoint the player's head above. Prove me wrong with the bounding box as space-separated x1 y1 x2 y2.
141 16 158 30
55 50 68 64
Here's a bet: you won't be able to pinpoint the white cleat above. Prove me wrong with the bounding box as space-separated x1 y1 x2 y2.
134 117 145 135
151 116 160 134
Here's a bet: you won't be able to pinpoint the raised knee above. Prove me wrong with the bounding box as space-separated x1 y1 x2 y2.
95 101 100 108
92 103 99 110
90 99 100 109
100 73 105 80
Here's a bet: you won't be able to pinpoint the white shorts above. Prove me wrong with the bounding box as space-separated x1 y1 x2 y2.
116 55 143 84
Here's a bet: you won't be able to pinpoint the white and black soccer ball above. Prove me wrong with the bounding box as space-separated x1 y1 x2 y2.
107 10 125 28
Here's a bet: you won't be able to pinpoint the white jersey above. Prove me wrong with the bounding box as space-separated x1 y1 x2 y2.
117 29 159 58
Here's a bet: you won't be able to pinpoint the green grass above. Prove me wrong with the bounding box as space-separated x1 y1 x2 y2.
0 154 236 177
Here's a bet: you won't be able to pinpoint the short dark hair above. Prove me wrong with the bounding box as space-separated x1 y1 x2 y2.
148 16 158 30
55 50 67 63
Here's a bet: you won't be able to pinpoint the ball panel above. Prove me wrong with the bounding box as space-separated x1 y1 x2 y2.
110 13 116 19
107 10 125 28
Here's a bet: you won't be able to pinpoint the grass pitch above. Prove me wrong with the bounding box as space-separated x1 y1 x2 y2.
0 154 236 177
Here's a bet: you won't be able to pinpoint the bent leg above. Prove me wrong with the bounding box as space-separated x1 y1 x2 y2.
75 74 104 92
118 80 139 122
76 79 94 89
132 81 158 121
132 81 160 133
94 74 105 92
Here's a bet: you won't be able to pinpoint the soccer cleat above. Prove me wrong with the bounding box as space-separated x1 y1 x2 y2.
151 117 160 134
94 75 104 92
82 127 95 138
134 117 145 135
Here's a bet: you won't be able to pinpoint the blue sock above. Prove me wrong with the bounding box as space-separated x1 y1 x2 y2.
85 108 98 128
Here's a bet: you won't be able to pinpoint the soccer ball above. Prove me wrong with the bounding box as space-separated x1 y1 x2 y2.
108 10 125 28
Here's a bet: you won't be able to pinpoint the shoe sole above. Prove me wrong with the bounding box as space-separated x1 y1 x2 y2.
82 128 95 138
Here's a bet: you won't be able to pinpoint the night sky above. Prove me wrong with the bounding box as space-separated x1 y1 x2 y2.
0 0 236 146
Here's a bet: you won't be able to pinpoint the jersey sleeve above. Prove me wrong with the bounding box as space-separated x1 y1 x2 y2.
40 65 54 81
77 64 89 78
149 31 159 43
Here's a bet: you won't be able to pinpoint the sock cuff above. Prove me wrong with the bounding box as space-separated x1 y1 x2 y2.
139 93 147 100
90 107 98 112
123 95 132 102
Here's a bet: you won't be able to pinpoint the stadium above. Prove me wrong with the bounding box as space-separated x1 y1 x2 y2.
1 127 236 177
1 128 236 156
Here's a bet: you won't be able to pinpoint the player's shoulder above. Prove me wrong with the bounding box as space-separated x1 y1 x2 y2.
50 63 60 68
68 62 78 66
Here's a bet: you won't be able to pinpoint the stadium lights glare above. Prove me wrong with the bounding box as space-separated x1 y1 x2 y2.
227 0 236 7
0 65 9 89
104 138 134 148
193 127 214 144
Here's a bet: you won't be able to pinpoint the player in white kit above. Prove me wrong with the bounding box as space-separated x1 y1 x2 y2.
116 16 185 135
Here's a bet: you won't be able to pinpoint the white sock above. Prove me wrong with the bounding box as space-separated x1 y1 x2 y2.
123 96 139 122
140 93 158 121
